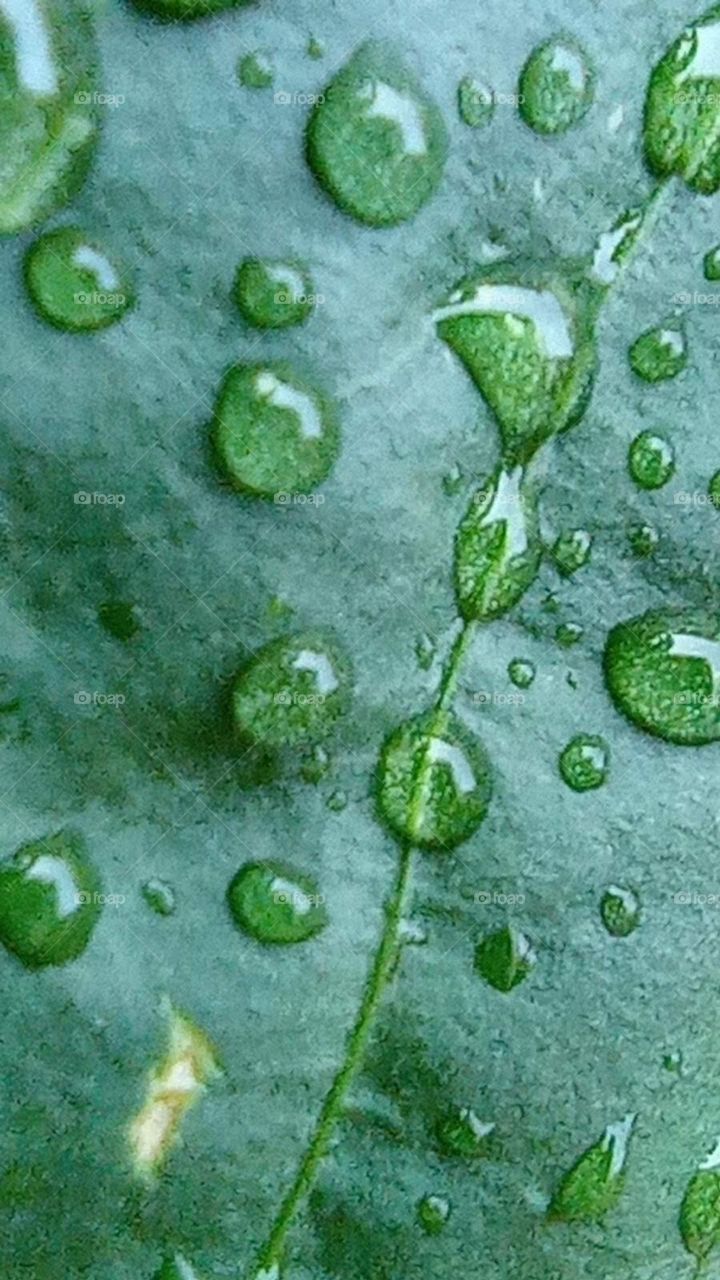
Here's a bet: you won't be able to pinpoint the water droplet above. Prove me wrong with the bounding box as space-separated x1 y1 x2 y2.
232 633 351 748
629 324 687 383
645 9 720 194
435 262 597 464
519 37 595 136
132 0 243 15
663 1049 683 1073
213 362 340 498
454 467 542 620
300 744 331 785
709 469 720 509
377 711 493 852
552 527 592 576
326 789 347 812
627 520 659 557
548 1114 635 1222
307 37 325 60
628 431 675 490
417 1193 451 1235
307 41 448 227
0 0 100 232
436 1106 496 1157
680 1139 720 1264
600 884 640 937
227 860 328 945
457 75 495 128
154 1255 202 1280
142 878 176 917
24 228 132 332
555 621 584 648
508 658 535 689
233 259 315 330
442 461 464 496
0 830 101 968
474 924 536 992
705 244 720 280
559 734 609 791
98 600 139 641
605 607 720 745
415 634 436 671
238 51 273 90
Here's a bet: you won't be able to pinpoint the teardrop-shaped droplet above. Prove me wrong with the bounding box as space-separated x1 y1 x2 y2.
377 711 493 852
237 51 273 89
680 1139 720 1263
559 734 609 791
307 41 448 227
548 1114 636 1223
142 878 176 917
604 607 720 745
705 243 720 280
435 262 597 464
627 521 659 557
227 860 328 945
519 37 595 136
213 362 340 498
0 830 101 968
458 75 495 128
628 431 675 490
629 324 687 382
454 467 542 621
508 658 535 689
600 884 641 937
645 7 720 194
709 469 720 509
552 527 592 576
233 259 315 330
417 1193 451 1234
0 1 100 232
24 228 132 332
232 633 351 748
436 1107 496 1158
474 924 536 992
154 1255 203 1280
132 0 246 17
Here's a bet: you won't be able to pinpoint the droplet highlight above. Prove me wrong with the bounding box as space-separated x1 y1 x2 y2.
454 467 542 621
474 924 536 992
600 884 641 937
548 1114 635 1222
552 527 592 576
629 324 687 383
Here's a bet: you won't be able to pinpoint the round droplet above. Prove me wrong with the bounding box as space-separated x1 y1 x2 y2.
629 324 687 382
141 878 176 917
377 711 493 852
458 75 495 128
417 1194 451 1235
600 884 640 937
98 600 139 642
705 245 720 281
663 1049 683 1074
227 860 327 945
552 528 592 577
237 51 273 90
0 1 100 233
24 228 132 332
233 259 314 330
0 830 101 968
559 734 609 791
604 607 720 745
556 621 584 648
508 658 535 689
474 924 536 992
436 1107 495 1158
645 9 720 195
519 37 595 136
232 633 351 748
627 521 659 557
628 431 675 490
213 362 340 498
132 0 246 16
307 41 448 227
709 470 720 510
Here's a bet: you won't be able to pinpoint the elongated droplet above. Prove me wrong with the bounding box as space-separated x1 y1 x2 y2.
237 51 273 89
154 1256 203 1280
436 1106 496 1158
589 206 646 288
24 227 132 332
549 1115 636 1223
233 259 315 330
142 878 176 917
227 860 327 945
132 0 247 17
628 431 675 489
601 884 641 937
307 41 448 226
458 75 495 128
0 830 101 968
604 607 720 745
377 711 493 852
233 633 351 748
474 924 536 992
435 263 597 464
508 658 535 689
454 467 542 621
519 37 595 135
680 1139 720 1263
417 1194 451 1234
213 363 340 498
629 324 687 382
552 527 592 576
645 7 720 194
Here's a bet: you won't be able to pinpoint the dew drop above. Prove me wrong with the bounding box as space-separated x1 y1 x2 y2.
552 527 592 576
709 469 720 509
559 734 609 791
519 37 595 136
663 1049 683 1074
0 830 101 968
233 259 315 330
680 1139 720 1264
508 658 535 689
555 621 584 648
213 362 340 498
548 1114 635 1223
232 633 351 748
705 244 720 281
645 9 720 195
457 75 495 128
307 41 448 227
436 1106 496 1158
227 860 328 945
454 467 542 620
24 228 132 332
142 878 176 917
474 924 536 992
415 634 436 671
600 884 640 937
237 51 274 90
628 431 675 490
417 1193 451 1235
627 520 659 557
98 600 139 642
629 324 687 383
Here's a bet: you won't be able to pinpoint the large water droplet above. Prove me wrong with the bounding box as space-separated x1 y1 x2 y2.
213 362 340 498
457 75 495 128
454 467 542 621
629 324 687 382
519 37 595 136
233 259 315 330
508 658 535 689
548 1114 636 1222
645 8 720 194
474 924 536 992
377 711 492 852
600 884 640 937
436 1106 496 1158
237 51 274 90
307 41 448 227
628 430 675 489
604 607 720 745
24 228 132 332
680 1139 720 1264
417 1193 451 1234
227 860 327 945
552 527 592 576
559 734 609 791
132 0 246 16
232 633 351 748
0 830 101 967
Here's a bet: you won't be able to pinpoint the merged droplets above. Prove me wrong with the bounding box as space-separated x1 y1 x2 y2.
227 860 327 945
680 1139 720 1266
457 75 495 128
552 527 592 576
454 467 542 621
307 41 448 227
233 258 315 330
519 36 595 136
629 323 687 382
474 924 536 992
559 734 609 791
628 431 675 489
548 1114 636 1222
213 362 340 498
0 830 101 967
24 228 132 332
604 607 720 745
233 633 351 748
645 7 720 194
600 884 641 937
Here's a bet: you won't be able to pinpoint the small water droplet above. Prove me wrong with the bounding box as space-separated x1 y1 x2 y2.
705 244 720 281
232 632 351 748
600 884 640 937
238 51 274 90
415 633 436 671
555 621 584 648
454 467 542 620
436 1106 496 1157
0 830 101 968
98 600 139 641
417 1193 451 1234
233 258 315 330
457 75 495 128
663 1049 683 1074
548 1114 635 1222
300 744 331 785
307 42 448 226
307 37 325 60
326 789 347 812
628 430 675 490
629 324 687 383
627 520 659 557
508 658 535 689
559 734 609 791
24 228 132 332
552 527 592 576
141 878 176 917
519 37 595 136
227 860 328 945
709 470 720 509
442 461 464 496
474 924 536 992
